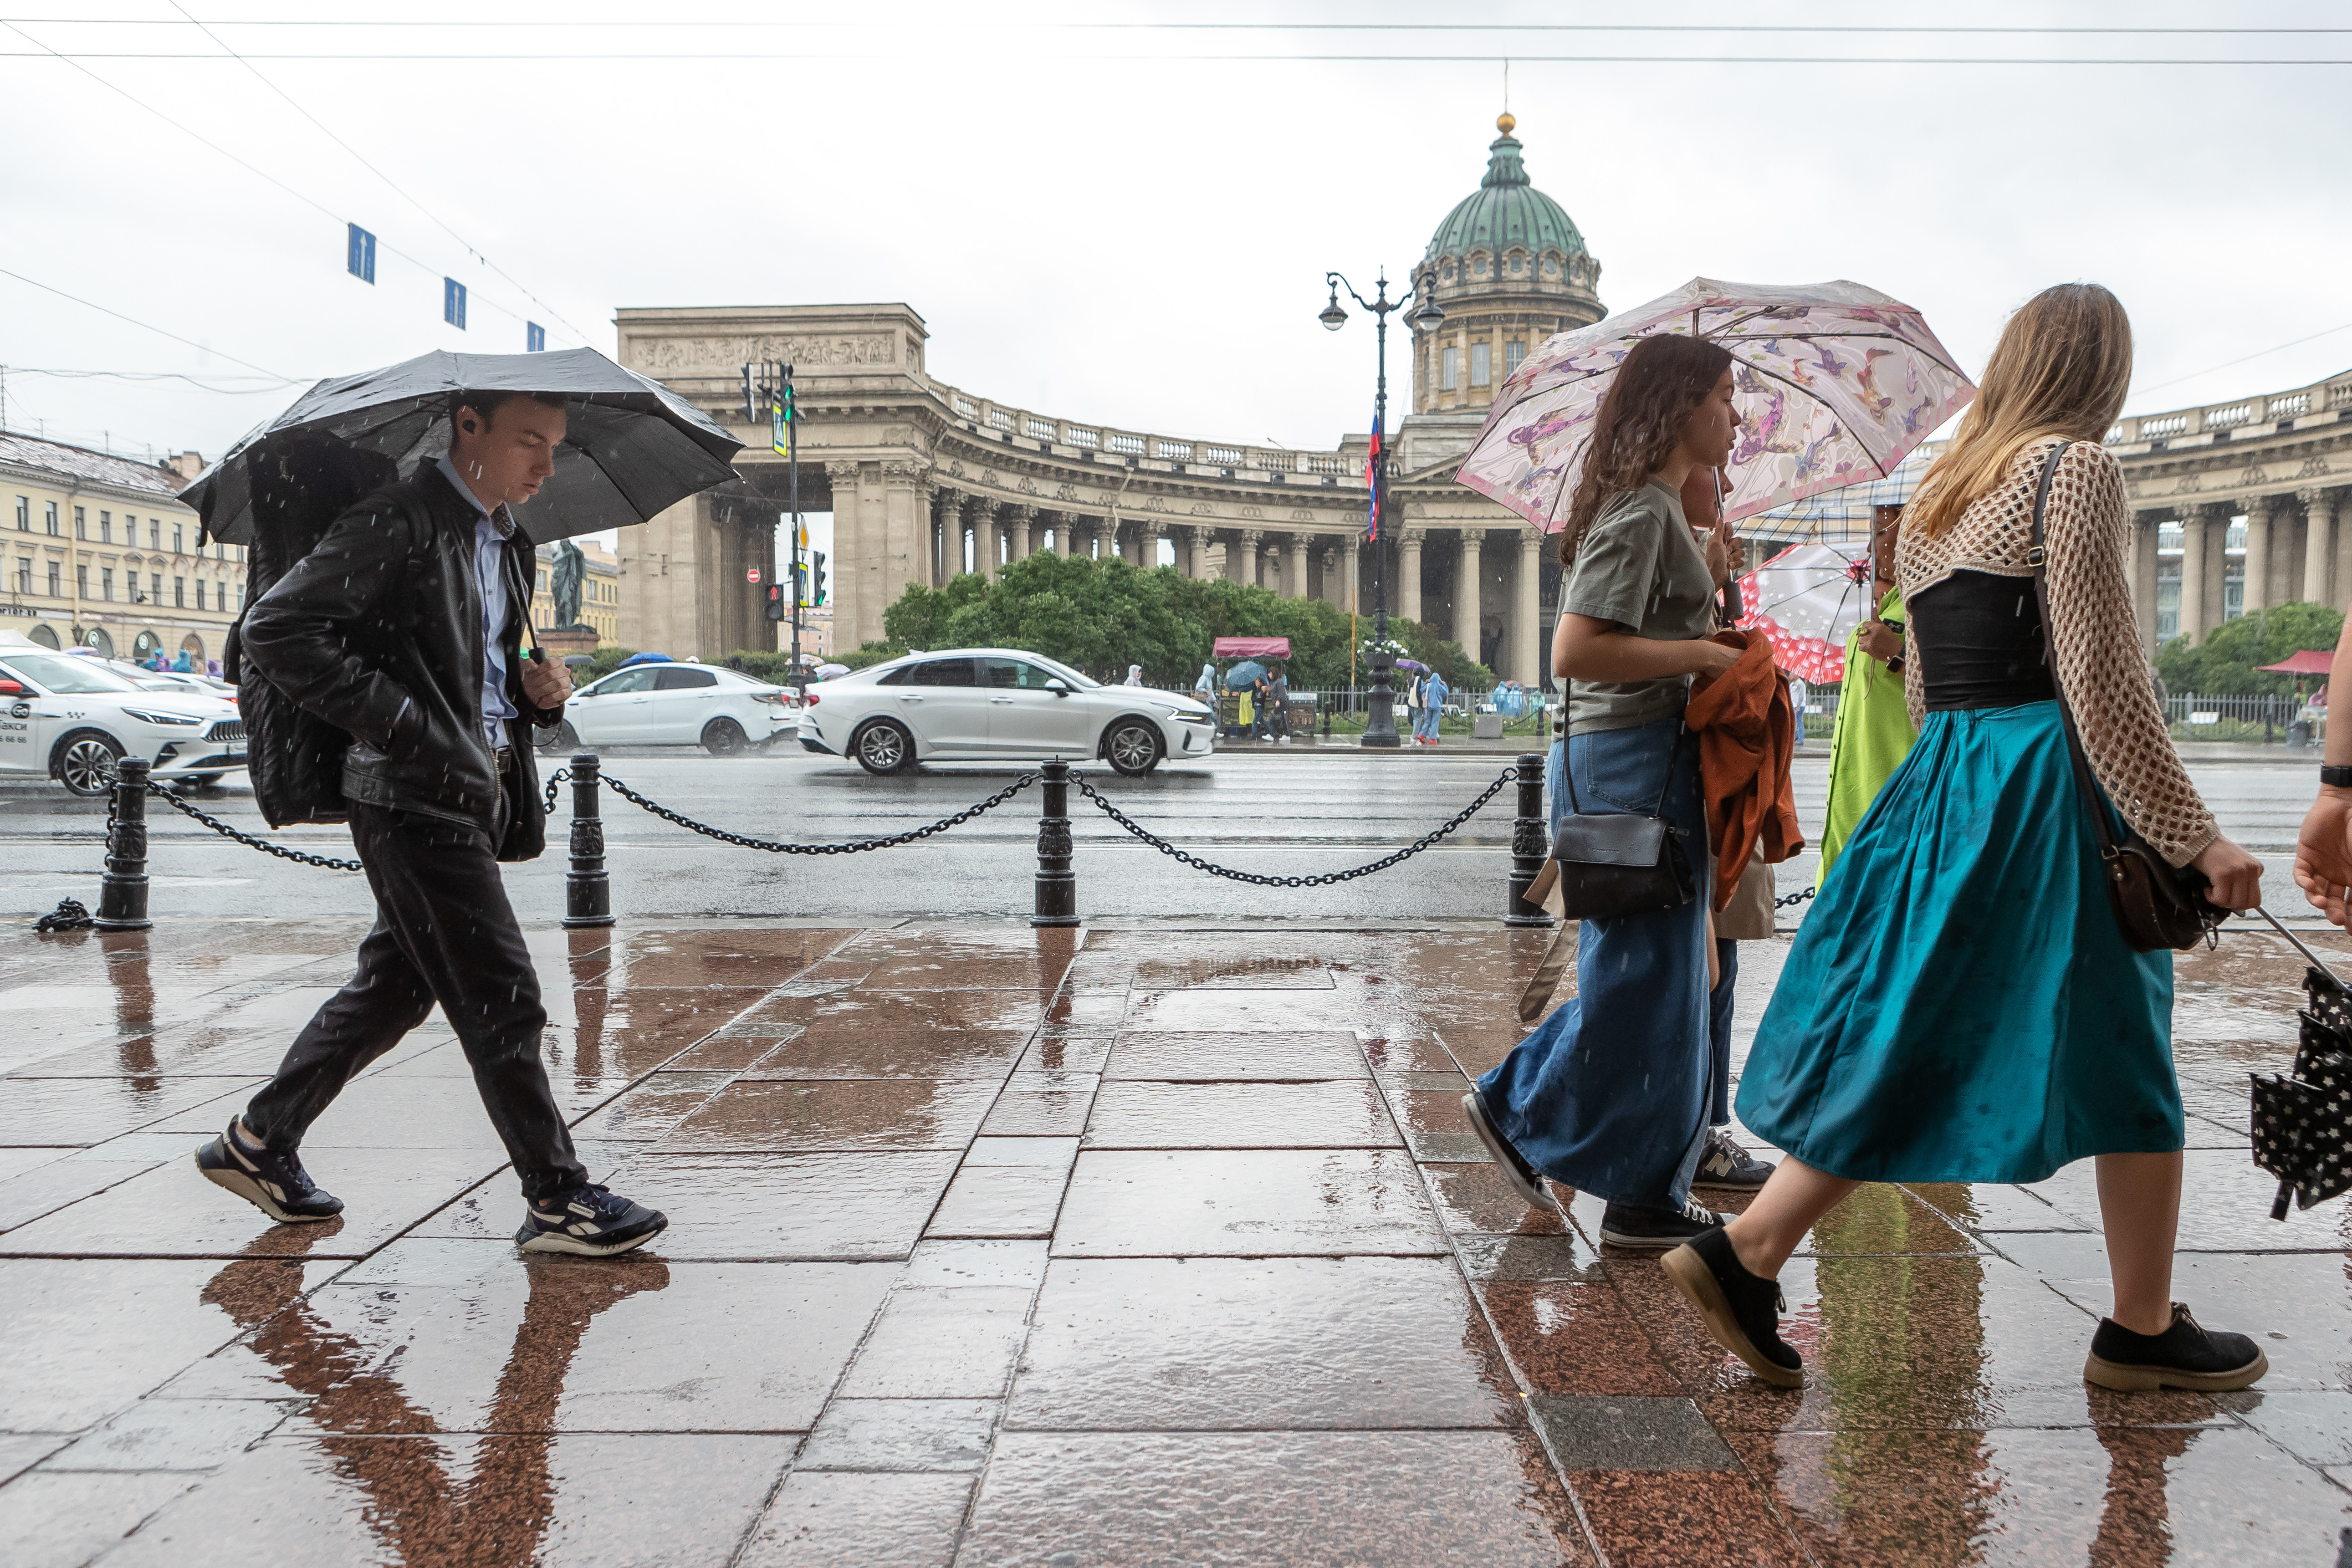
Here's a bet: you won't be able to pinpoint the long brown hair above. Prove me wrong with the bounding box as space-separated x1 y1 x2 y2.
1906 284 2132 539
1559 333 1733 563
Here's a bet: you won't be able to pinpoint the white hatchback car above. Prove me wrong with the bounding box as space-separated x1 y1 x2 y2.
548 663 799 755
0 645 247 796
799 649 1215 775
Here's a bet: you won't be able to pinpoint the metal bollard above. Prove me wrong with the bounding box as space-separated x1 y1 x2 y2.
1504 750 1553 928
95 756 153 931
1033 756 1079 927
563 751 616 929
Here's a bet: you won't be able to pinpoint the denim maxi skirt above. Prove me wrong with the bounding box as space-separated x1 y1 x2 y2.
1477 717 1715 1207
1735 701 2182 1184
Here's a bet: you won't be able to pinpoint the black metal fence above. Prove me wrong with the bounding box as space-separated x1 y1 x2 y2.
60 751 1559 934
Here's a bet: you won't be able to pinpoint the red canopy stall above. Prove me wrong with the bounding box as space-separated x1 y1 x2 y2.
1212 637 1292 660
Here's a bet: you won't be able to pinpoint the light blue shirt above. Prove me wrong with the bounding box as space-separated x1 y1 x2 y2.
434 458 520 751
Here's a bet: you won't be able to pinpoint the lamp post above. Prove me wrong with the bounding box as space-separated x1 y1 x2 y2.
1321 268 1443 748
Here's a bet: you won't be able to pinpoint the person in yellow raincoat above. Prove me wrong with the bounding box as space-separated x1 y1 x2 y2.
1818 506 1918 885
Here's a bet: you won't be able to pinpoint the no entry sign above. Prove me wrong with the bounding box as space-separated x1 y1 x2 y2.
745 567 762 583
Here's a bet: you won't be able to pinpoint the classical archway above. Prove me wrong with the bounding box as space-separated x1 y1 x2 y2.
29 623 60 649
82 626 114 658
133 629 163 661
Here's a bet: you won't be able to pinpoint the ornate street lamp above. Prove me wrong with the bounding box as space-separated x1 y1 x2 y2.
1320 268 1443 747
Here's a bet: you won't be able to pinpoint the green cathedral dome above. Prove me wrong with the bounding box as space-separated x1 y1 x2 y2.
1423 114 1589 266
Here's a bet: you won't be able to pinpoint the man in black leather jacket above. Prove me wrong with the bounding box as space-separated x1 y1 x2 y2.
194 389 667 1257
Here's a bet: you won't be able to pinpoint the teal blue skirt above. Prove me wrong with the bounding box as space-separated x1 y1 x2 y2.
1735 700 2183 1184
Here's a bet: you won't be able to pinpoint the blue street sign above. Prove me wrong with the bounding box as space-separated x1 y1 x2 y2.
443 278 467 330
526 322 546 352
346 224 376 284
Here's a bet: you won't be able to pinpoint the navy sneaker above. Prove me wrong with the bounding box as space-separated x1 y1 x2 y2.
1460 1089 1561 1214
1598 1196 1723 1250
2084 1303 2268 1393
516 1184 668 1257
194 1119 344 1223
1693 1128 1777 1190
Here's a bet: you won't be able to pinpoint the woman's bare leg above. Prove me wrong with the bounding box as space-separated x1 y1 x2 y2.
1723 1155 1861 1279
2095 1150 2183 1335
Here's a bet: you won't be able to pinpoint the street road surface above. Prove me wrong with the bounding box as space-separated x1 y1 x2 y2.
0 745 2329 927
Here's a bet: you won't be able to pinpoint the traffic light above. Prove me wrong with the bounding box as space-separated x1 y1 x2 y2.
764 583 787 623
811 551 828 607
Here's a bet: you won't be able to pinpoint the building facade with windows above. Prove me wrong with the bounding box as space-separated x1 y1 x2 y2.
528 538 623 646
1 434 246 668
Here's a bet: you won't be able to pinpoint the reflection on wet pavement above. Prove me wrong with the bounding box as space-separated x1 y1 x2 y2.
0 917 2344 1563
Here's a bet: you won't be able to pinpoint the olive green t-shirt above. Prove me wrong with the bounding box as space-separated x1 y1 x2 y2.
1561 480 1719 733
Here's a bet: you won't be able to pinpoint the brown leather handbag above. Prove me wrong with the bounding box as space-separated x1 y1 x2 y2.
2025 442 2221 952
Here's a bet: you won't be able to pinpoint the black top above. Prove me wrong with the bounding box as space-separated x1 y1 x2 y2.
1910 569 2057 712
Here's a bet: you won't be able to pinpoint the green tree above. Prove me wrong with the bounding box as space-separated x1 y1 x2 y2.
2154 601 2344 697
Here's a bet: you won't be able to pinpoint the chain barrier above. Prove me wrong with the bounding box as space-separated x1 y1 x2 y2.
139 779 365 872
36 898 94 933
542 766 571 817
596 770 1042 854
1067 764 1518 889
1776 884 1816 909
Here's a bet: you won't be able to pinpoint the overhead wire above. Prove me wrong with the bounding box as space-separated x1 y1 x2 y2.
8 18 2352 31
3 367 308 393
162 1 591 344
0 18 570 344
2131 321 2352 404
6 51 2349 64
0 265 292 380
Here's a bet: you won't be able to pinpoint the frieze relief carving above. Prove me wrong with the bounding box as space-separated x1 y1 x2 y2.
2241 464 2270 486
1053 483 1080 501
1288 510 1314 522
630 334 898 373
1017 475 1038 495
1240 505 1264 519
1189 502 1214 516
2301 455 2335 478
2174 473 2203 493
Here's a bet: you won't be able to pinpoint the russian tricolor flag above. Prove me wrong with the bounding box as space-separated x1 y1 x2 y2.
1365 402 1383 541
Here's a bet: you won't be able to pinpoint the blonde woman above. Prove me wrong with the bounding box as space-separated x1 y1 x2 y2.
1664 285 2270 1393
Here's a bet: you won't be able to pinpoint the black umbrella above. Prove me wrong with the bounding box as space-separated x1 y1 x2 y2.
2249 909 2352 1219
180 347 741 547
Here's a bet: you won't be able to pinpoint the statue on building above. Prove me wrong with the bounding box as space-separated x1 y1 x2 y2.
549 538 588 630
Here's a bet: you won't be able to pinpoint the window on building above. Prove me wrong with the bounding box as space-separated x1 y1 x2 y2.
2223 560 2245 621
195 580 207 611
149 573 161 603
48 562 61 597
2155 559 2182 642
12 496 25 531
14 557 28 595
101 568 114 602
237 584 246 612
1441 346 1458 391
2157 521 2184 556
45 501 59 536
1505 341 1525 377
99 511 112 544
215 543 224 561
76 564 89 598
148 520 160 550
2225 517 2247 556
172 523 184 554
174 577 185 608
1471 342 1491 387
73 506 86 540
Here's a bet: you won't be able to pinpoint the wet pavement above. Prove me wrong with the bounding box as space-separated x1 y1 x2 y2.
1 915 2347 1565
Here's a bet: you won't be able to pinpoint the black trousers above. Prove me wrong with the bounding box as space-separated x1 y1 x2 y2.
244 799 588 1202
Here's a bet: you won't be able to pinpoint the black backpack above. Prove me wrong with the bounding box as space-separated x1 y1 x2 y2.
220 431 399 827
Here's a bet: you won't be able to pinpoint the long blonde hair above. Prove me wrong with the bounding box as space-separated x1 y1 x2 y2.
1907 284 2133 539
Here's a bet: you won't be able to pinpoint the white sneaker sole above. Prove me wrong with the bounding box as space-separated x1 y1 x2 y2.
1458 1093 1560 1214
197 1157 338 1224
515 1222 665 1257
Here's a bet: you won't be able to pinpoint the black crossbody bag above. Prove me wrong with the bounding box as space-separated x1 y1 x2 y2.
2025 441 2220 952
1547 728 1697 921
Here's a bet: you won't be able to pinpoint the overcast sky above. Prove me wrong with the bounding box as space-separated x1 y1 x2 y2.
6 0 2350 489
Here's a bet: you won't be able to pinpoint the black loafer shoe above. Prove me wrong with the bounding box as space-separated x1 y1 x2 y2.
1663 1226 1804 1388
1598 1196 1724 1250
516 1184 668 1257
1459 1090 1560 1214
195 1120 343 1223
2083 1303 2269 1392
1692 1128 1776 1189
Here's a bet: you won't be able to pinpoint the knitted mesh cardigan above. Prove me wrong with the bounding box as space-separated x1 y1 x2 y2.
1897 438 2219 868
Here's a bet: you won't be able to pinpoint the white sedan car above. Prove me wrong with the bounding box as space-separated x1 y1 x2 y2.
0 645 246 796
548 663 799 755
799 649 1215 775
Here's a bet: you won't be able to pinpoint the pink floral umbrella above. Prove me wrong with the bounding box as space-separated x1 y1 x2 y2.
1455 277 1974 531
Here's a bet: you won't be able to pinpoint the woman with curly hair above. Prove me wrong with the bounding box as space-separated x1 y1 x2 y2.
1663 283 2270 1394
1460 332 1758 1249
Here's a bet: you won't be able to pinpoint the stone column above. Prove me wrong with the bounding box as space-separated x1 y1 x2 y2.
1342 536 1361 616
931 489 961 585
1176 525 1202 577
2179 505 2211 645
1453 528 1483 656
824 461 870 651
2130 512 2159 656
1285 535 1309 599
1004 504 1034 564
972 498 1002 579
879 463 930 646
1230 529 1261 585
2302 487 2335 608
1397 529 1425 624
1139 522 1165 570
1514 528 1544 685
2243 496 2273 617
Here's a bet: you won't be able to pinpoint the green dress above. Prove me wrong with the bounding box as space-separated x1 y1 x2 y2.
1818 587 1918 884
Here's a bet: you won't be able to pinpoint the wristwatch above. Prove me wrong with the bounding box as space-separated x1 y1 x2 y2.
2324 765 2352 789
